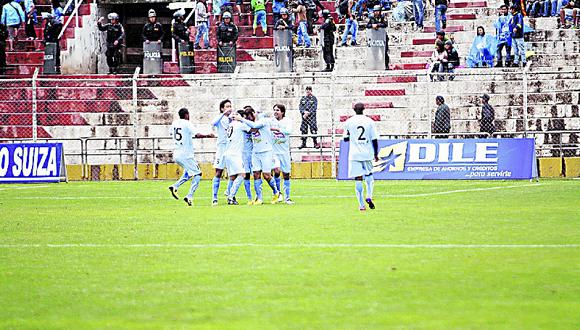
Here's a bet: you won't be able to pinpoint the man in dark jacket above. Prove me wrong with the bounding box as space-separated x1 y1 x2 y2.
367 5 389 69
274 7 292 29
172 9 192 48
509 5 525 67
320 9 336 72
0 23 7 74
480 94 495 136
217 11 238 46
433 95 450 137
43 12 62 72
299 86 319 148
97 12 124 74
143 9 164 44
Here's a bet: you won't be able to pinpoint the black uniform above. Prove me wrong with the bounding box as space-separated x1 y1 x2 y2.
367 14 390 69
320 17 336 71
480 103 496 135
217 21 238 44
43 18 63 70
0 24 7 75
299 94 318 147
274 17 292 30
433 103 451 136
304 0 324 34
172 19 192 47
97 21 124 73
142 21 164 42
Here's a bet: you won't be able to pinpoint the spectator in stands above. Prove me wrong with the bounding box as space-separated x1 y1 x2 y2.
494 4 512 67
551 0 567 17
479 94 495 136
194 0 210 49
429 40 448 81
391 0 414 22
467 26 497 68
0 23 7 75
212 0 222 21
431 0 447 32
217 11 238 46
273 0 288 24
367 6 389 69
292 0 311 47
320 9 336 71
412 0 425 31
527 0 546 17
172 9 193 49
220 0 234 18
143 9 164 44
251 0 267 36
434 30 449 47
340 0 359 47
97 12 124 74
299 86 319 149
305 0 324 34
235 0 246 24
509 5 526 67
433 95 450 137
42 12 61 73
559 1 578 28
50 0 63 24
445 40 459 79
274 8 292 29
23 0 36 40
1 0 25 49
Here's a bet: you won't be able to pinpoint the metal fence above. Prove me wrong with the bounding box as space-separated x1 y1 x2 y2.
1 67 579 179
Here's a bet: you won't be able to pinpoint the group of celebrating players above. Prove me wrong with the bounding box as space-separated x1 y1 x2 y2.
168 100 379 211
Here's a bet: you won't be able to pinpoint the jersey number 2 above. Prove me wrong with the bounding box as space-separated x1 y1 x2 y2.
357 126 366 141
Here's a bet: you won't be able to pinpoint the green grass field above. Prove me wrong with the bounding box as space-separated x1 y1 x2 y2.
1 179 579 328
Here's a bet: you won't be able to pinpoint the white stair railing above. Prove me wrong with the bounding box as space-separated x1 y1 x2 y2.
58 0 83 40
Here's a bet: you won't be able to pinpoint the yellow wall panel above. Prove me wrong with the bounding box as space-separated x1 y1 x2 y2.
564 157 580 178
538 158 562 178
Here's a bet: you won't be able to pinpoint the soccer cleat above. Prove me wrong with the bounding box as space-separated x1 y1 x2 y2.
366 198 375 210
253 199 263 205
212 199 218 206
277 194 284 202
285 199 295 205
227 198 239 205
271 193 280 204
169 186 179 200
359 206 367 211
247 200 254 206
184 197 192 206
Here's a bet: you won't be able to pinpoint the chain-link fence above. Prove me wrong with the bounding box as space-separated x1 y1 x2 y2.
1 68 579 179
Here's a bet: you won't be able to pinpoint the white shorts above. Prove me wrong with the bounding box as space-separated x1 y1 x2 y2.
213 144 226 169
273 152 291 174
243 151 253 173
252 151 274 173
176 157 202 177
225 154 245 176
348 160 373 179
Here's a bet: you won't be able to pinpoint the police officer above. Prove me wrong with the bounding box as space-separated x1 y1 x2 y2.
172 9 192 47
319 9 336 72
274 7 292 29
142 9 164 44
43 12 62 73
217 11 238 46
367 5 389 70
97 13 124 74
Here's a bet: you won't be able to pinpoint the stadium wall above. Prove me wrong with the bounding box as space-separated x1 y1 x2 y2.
64 158 580 181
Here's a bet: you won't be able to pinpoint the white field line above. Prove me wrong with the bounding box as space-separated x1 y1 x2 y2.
0 183 544 199
0 185 49 191
0 243 578 249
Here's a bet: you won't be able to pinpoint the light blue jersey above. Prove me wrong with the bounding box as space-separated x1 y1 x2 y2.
211 113 231 147
271 117 292 155
250 117 273 154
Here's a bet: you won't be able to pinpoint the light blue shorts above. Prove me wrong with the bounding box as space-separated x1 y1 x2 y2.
213 144 226 169
225 154 245 176
273 152 291 174
252 150 274 173
348 160 373 178
243 151 253 173
176 157 202 177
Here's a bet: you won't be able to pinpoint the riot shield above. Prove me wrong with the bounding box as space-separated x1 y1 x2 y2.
217 45 236 73
366 28 387 70
43 42 58 74
273 29 293 72
178 42 195 74
143 42 163 74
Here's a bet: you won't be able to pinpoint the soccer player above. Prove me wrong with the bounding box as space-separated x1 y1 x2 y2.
271 104 294 204
169 108 215 206
240 107 280 205
224 110 253 205
242 105 255 205
343 103 379 211
210 99 233 206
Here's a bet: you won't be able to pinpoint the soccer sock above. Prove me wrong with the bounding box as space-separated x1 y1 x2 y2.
364 175 374 199
229 176 244 198
355 181 365 208
284 179 291 200
226 178 233 196
212 176 220 200
244 179 252 201
173 172 190 189
186 175 201 199
254 179 263 201
274 175 281 194
268 178 279 194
